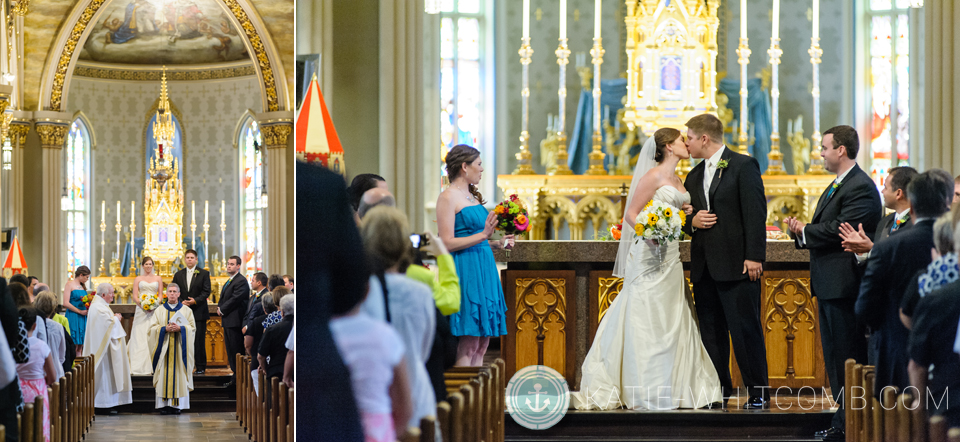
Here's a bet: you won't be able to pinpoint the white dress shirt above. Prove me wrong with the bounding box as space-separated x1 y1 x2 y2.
856 208 911 263
800 163 856 246
186 266 196 291
702 146 727 212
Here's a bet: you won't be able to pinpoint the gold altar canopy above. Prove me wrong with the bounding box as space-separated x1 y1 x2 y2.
143 69 184 276
623 0 720 135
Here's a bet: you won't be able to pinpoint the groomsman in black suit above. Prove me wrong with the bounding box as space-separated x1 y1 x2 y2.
785 125 882 440
681 114 769 410
243 272 269 333
218 256 250 387
172 249 211 374
856 171 954 400
838 166 918 262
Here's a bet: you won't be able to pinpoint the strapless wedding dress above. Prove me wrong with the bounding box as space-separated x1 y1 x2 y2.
128 281 160 375
573 186 722 410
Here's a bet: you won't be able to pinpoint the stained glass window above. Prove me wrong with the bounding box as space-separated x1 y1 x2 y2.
440 1 487 185
66 120 91 270
238 116 264 280
867 1 910 185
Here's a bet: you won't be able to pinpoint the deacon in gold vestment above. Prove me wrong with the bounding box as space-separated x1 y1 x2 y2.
150 283 196 413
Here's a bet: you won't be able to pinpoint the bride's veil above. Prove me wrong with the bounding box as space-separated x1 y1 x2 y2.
612 135 658 278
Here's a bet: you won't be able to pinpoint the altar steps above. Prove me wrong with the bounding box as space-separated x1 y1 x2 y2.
111 374 236 413
505 408 833 442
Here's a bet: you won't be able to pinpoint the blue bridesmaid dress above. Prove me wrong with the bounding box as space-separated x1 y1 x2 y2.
448 205 508 337
65 289 88 345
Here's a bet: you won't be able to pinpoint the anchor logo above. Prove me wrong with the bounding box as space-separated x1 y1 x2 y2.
525 383 552 412
506 365 569 430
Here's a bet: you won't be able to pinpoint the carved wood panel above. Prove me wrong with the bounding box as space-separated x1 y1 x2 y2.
502 270 577 387
205 316 228 367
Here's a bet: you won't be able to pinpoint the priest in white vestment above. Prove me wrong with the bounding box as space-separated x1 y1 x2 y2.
82 282 133 409
149 283 195 414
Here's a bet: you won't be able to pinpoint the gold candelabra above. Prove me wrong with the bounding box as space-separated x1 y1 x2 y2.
514 38 535 175
736 38 751 157
585 37 606 175
807 37 827 174
766 38 786 175
220 200 227 273
551 38 573 175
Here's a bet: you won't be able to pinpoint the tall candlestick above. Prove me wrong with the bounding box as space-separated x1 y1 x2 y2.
116 201 122 260
807 34 826 174
128 201 137 275
740 0 747 38
203 200 210 271
552 35 573 175
559 0 566 40
772 0 780 39
812 0 819 39
101 200 105 223
191 201 196 250
220 200 226 272
737 36 751 156
766 28 786 175
99 201 106 276
594 0 601 39
130 201 134 225
204 200 209 226
586 35 606 175
522 0 530 39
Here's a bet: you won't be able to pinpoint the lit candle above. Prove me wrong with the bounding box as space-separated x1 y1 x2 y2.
192 201 195 225
116 201 120 225
130 201 134 224
594 0 601 39
204 200 209 225
559 0 567 40
812 0 819 39
772 0 779 39
101 200 105 223
740 0 747 38
522 0 530 39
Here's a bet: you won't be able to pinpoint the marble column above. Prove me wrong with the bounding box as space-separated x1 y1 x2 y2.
258 113 292 276
379 0 425 231
7 119 30 234
923 1 960 172
35 111 71 291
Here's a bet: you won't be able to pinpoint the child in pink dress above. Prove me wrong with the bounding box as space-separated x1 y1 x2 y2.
16 307 58 442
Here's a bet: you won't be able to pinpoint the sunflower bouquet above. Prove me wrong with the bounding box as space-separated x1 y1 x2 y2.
634 200 686 245
140 292 160 312
493 194 529 236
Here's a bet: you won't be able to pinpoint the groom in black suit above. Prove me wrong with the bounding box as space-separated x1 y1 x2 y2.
784 125 882 440
681 114 769 409
172 249 211 374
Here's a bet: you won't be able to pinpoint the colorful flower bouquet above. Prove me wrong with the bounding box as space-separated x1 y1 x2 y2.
634 200 685 245
494 194 530 236
81 293 93 309
141 293 160 312
610 222 623 241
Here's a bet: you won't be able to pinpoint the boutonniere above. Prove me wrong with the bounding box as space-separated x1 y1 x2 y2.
716 159 729 180
193 269 200 275
831 181 842 192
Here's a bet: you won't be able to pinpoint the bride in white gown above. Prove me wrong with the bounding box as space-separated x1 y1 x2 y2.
574 128 722 410
128 257 164 376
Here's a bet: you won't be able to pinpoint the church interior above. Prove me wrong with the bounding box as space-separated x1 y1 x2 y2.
0 0 295 440
300 0 960 441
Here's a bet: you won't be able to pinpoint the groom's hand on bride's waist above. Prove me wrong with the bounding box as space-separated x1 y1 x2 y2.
692 210 717 229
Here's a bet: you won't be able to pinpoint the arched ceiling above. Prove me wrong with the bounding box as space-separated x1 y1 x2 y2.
20 0 294 111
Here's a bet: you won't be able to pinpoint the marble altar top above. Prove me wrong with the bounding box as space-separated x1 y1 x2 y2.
491 240 809 263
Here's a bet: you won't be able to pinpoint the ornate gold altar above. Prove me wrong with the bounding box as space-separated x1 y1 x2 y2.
143 69 185 276
622 0 720 134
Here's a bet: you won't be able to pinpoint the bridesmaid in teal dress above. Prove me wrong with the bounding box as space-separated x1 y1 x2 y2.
436 145 514 367
62 265 91 355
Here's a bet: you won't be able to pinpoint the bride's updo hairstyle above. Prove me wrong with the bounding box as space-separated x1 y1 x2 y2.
653 127 682 163
445 144 486 205
142 256 154 267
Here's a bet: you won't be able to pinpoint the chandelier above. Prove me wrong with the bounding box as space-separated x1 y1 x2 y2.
150 67 175 184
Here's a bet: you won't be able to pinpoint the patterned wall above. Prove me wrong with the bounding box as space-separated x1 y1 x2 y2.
497 0 850 175
67 75 263 270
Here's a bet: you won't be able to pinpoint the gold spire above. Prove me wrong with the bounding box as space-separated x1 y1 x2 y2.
153 66 175 144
